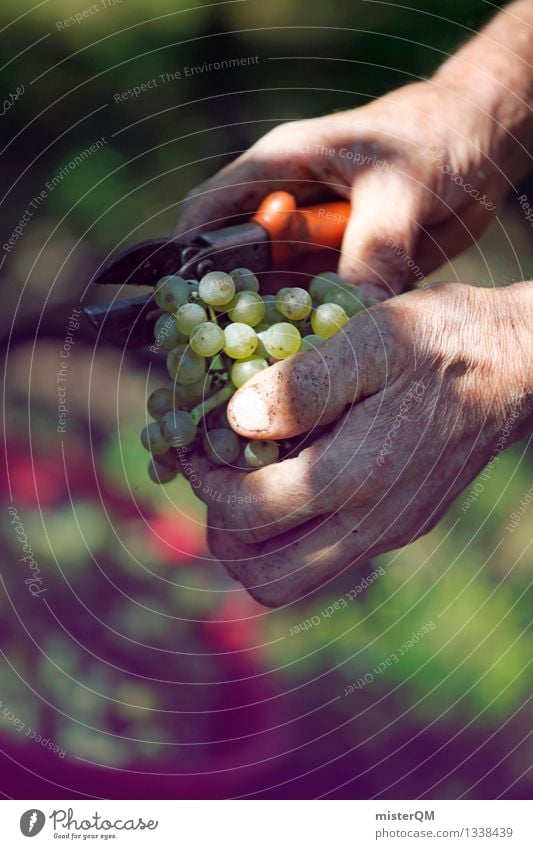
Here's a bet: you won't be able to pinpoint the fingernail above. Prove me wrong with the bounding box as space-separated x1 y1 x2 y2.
229 388 270 433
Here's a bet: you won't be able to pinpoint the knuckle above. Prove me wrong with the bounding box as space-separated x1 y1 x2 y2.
240 568 292 608
182 186 198 203
211 487 275 544
258 120 306 154
182 184 206 206
205 530 290 607
240 526 272 544
205 524 250 568
264 121 293 141
225 503 274 544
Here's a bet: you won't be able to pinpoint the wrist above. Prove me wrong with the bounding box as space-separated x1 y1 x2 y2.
482 281 533 443
433 2 533 185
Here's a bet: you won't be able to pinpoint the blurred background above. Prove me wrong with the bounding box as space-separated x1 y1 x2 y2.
1 0 532 800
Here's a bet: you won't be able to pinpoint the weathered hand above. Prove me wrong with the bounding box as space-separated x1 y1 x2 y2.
174 3 533 605
182 282 532 607
175 78 527 301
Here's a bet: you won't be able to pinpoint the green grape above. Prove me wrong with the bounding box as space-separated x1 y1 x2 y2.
189 321 225 357
203 428 240 465
230 356 269 388
244 440 279 468
262 294 285 325
148 452 179 484
263 322 301 358
199 271 235 306
228 291 266 326
166 346 206 384
275 287 312 320
176 350 206 385
365 297 380 308
153 314 187 350
309 271 343 303
175 302 208 336
324 284 364 317
300 334 325 351
145 267 366 486
311 303 349 338
154 275 190 312
224 323 258 359
161 410 197 447
230 267 260 293
166 345 187 379
147 387 174 419
140 422 169 455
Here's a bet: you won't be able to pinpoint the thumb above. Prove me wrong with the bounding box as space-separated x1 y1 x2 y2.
227 305 399 440
339 169 427 297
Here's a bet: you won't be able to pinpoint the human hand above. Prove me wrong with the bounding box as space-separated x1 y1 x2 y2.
175 77 527 301
183 281 532 607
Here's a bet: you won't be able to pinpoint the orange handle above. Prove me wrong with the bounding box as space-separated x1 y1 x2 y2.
251 191 350 265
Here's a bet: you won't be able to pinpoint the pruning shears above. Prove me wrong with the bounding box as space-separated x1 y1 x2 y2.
83 191 350 347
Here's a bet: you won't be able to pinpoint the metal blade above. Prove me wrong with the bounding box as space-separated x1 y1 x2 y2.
93 238 186 286
84 294 159 348
86 221 271 347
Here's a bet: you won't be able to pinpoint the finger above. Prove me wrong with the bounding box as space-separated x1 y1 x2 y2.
185 441 353 545
204 390 388 546
175 157 273 237
174 132 333 238
338 168 429 295
227 301 400 440
207 507 377 607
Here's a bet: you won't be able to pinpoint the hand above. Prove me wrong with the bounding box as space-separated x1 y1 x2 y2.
182 282 532 607
175 79 524 301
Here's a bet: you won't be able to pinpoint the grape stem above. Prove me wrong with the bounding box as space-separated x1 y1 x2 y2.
190 382 235 425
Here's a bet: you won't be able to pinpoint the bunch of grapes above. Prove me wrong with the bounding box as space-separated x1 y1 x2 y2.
140 268 377 484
